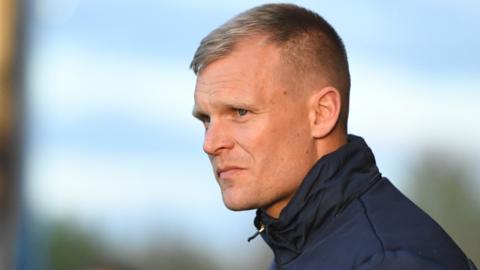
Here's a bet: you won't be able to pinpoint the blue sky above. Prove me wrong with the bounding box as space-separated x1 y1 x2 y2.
24 0 480 263
32 0 480 73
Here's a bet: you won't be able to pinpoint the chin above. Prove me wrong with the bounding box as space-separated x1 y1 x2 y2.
222 193 257 211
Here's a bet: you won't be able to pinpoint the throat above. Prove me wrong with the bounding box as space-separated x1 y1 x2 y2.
263 192 298 219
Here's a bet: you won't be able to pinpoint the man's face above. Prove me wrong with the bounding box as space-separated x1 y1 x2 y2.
193 37 318 216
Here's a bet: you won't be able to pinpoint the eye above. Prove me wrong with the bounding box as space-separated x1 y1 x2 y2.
197 115 210 129
236 108 248 116
202 118 210 129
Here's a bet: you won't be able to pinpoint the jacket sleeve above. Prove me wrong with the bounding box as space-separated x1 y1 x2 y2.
356 250 448 270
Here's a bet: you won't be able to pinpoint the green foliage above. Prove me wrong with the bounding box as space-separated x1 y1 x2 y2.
44 221 226 270
47 220 100 270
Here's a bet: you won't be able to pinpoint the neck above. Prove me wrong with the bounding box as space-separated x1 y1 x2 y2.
315 129 348 158
264 193 296 219
264 131 348 219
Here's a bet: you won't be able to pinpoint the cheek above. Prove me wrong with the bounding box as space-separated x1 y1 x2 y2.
263 115 313 176
232 113 312 180
232 118 270 158
231 120 278 181
234 118 301 170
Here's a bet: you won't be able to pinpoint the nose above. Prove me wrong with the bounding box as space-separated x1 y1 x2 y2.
203 120 234 156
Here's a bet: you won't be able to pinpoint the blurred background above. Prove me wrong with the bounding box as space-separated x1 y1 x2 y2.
0 0 479 269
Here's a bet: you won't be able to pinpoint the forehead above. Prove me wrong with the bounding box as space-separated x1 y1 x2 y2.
194 38 284 104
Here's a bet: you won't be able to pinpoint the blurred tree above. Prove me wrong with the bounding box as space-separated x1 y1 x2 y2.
409 150 480 266
135 241 221 270
41 219 272 270
47 220 103 270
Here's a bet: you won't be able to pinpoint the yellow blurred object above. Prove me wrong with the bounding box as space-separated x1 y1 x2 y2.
0 0 17 269
0 0 14 147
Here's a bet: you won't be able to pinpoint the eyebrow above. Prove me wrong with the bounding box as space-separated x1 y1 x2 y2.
192 100 258 120
192 106 208 121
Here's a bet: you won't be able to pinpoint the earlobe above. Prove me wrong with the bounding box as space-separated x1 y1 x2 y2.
309 86 342 138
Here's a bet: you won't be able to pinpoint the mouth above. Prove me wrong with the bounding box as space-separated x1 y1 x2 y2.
216 166 245 179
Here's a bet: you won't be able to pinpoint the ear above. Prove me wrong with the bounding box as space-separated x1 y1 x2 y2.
308 86 342 138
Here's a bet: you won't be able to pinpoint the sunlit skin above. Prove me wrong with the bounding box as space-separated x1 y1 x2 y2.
193 36 346 218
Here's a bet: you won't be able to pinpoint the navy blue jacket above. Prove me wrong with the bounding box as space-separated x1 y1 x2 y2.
253 135 477 270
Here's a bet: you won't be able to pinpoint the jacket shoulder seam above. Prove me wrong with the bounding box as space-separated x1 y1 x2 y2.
358 197 385 253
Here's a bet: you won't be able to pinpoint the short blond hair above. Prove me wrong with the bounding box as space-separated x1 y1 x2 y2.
191 3 350 129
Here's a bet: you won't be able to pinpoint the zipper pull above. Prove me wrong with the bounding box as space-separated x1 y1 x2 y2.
247 224 265 242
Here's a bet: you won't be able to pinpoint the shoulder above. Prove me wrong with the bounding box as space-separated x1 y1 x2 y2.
355 179 474 270
358 178 459 248
356 250 478 270
355 250 448 270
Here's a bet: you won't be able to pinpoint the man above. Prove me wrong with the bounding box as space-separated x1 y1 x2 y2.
191 3 477 270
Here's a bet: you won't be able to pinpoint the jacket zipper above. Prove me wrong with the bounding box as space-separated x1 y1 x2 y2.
247 223 265 242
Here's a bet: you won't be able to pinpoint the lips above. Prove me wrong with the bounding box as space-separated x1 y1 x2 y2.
216 166 245 179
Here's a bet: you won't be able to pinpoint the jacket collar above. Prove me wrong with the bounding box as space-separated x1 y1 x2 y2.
253 135 382 265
